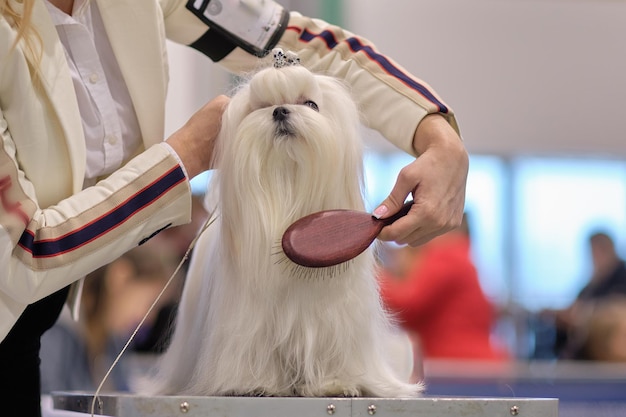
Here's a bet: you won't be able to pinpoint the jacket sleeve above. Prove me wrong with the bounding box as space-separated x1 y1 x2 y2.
159 1 459 157
0 108 192 305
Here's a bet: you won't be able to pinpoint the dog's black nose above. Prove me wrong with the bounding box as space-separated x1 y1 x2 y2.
273 106 290 122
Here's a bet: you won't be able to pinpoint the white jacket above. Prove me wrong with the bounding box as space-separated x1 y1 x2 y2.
0 0 457 340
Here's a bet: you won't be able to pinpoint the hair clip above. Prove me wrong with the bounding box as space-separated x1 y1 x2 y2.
273 48 301 68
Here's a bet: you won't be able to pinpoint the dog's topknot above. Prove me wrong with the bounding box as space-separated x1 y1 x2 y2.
248 64 320 111
273 47 301 68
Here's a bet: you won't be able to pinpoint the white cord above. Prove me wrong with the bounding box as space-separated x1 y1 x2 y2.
89 210 218 416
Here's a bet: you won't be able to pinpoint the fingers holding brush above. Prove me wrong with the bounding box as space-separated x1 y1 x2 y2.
373 114 469 247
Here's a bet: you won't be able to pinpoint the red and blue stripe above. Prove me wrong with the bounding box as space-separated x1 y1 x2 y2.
289 26 449 114
18 166 186 258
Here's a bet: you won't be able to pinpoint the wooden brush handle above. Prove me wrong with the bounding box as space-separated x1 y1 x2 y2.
378 200 414 226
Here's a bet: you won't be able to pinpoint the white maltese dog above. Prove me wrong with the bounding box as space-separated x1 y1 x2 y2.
147 52 421 398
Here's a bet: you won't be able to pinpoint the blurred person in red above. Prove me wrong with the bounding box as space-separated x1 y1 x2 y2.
379 213 508 362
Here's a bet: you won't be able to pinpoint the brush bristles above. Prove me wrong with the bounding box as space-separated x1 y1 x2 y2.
272 241 352 280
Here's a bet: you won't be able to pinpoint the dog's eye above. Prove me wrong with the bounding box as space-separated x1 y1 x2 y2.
303 100 319 112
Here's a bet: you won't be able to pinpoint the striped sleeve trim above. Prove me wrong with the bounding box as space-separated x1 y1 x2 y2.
286 25 449 114
15 156 187 269
0 128 38 246
0 175 37 244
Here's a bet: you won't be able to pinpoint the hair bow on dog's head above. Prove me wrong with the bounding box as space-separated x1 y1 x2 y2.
273 48 301 68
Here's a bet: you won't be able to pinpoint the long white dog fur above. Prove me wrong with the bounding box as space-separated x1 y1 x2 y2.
147 60 421 397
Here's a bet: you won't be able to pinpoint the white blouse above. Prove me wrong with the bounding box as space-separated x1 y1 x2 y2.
45 0 142 188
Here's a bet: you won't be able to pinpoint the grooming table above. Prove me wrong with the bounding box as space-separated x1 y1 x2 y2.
51 392 558 417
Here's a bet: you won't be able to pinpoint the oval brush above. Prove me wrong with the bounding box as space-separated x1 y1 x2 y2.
282 201 413 268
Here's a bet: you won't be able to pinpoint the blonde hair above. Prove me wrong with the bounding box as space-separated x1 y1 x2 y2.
1 0 38 51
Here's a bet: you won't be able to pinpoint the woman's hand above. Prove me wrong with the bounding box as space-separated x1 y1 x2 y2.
166 95 230 179
374 114 469 247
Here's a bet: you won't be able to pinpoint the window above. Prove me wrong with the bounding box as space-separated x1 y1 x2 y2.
465 155 508 304
512 158 626 310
